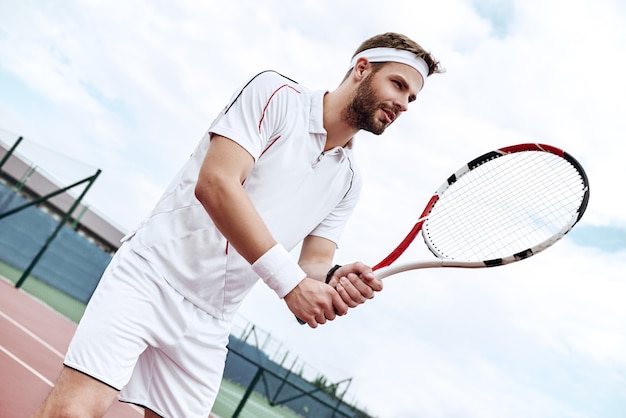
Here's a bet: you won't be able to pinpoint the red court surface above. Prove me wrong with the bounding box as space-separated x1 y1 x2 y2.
0 278 142 417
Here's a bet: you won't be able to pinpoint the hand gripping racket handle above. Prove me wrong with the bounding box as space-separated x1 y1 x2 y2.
295 265 342 325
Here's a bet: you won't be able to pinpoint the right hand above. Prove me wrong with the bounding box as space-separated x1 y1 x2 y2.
283 278 348 328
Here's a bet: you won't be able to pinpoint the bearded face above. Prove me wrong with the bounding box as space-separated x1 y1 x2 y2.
341 71 395 135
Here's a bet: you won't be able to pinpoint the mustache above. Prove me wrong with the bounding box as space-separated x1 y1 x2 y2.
381 103 398 116
381 104 399 122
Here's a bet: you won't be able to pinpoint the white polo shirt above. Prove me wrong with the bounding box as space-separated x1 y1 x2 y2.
125 71 362 320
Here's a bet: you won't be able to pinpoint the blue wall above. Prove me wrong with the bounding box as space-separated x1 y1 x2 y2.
0 183 112 303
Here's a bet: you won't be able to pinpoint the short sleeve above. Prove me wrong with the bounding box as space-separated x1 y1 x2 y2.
208 71 302 161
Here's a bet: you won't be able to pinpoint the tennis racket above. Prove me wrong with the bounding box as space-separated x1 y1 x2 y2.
372 142 590 279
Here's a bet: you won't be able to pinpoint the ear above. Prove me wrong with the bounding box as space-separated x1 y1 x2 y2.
352 57 371 81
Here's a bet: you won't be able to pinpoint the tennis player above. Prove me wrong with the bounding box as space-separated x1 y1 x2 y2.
32 32 441 418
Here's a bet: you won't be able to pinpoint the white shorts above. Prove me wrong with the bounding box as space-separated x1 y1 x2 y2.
64 244 231 418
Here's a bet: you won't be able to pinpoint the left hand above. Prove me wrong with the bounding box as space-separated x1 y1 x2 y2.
327 262 383 308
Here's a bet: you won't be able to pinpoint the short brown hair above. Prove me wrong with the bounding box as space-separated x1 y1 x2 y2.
344 32 443 80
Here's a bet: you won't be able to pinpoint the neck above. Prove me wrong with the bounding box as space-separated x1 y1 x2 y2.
322 88 358 151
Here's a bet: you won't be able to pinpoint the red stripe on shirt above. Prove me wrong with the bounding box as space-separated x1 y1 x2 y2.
258 84 301 132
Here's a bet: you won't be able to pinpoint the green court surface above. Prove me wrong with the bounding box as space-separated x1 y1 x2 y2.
0 262 303 418
0 261 86 322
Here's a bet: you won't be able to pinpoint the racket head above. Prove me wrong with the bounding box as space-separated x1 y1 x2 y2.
421 143 590 266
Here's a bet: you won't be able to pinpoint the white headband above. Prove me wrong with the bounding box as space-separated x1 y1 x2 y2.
349 47 429 84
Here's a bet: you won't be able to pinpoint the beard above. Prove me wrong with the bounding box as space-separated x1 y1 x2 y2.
341 73 392 135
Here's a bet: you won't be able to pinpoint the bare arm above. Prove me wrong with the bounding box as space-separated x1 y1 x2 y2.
194 135 275 263
195 135 345 327
298 235 337 281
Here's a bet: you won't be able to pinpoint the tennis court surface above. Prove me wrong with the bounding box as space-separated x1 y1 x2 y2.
0 277 144 417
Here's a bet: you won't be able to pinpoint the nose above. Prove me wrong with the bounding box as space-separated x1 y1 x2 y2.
395 96 409 113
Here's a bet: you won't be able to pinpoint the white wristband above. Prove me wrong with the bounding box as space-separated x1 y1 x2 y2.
252 244 306 298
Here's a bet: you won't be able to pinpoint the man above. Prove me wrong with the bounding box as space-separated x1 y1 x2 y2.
33 32 441 417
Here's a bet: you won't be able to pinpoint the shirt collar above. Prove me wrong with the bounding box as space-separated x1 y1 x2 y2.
309 90 327 135
309 90 355 151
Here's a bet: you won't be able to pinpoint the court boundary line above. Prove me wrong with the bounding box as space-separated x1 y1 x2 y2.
0 310 65 359
0 307 146 415
0 344 54 386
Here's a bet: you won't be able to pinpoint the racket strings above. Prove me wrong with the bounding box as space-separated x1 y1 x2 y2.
424 151 586 261
436 167 578 258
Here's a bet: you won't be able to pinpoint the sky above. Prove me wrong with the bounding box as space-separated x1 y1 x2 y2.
1 0 625 417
